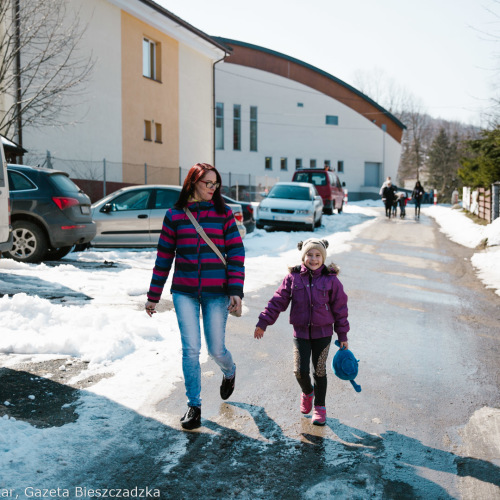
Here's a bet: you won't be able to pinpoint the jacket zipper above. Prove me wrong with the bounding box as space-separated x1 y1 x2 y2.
308 270 313 340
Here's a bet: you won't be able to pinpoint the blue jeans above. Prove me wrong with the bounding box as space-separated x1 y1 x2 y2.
172 292 235 407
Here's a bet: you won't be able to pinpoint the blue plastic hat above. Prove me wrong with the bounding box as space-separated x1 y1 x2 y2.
332 340 361 392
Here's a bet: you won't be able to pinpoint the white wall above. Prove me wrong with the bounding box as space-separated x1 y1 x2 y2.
178 44 215 172
23 0 123 181
215 63 401 199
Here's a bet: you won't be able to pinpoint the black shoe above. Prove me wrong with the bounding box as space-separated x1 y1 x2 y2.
220 368 236 400
180 406 201 430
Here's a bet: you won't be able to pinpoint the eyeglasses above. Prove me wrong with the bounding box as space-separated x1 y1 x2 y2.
198 180 220 189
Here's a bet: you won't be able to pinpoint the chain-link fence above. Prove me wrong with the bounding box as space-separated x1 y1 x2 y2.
179 167 279 202
23 152 280 203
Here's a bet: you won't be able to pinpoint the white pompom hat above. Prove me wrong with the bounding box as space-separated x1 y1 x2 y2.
297 238 329 263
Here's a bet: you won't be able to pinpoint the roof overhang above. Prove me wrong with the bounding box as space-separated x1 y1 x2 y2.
108 0 229 60
1 135 26 155
213 37 406 143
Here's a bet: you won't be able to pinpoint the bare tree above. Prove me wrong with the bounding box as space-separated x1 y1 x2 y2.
0 0 94 147
352 67 412 121
353 69 435 182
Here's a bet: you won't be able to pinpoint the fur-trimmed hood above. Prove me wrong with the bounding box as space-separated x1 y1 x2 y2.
288 263 340 275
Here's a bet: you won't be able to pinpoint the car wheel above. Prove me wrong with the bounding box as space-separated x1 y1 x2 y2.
324 206 333 215
7 221 48 263
256 221 264 229
338 201 344 214
315 215 322 228
44 246 73 261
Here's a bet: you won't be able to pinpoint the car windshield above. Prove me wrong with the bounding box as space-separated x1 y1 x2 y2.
268 185 311 200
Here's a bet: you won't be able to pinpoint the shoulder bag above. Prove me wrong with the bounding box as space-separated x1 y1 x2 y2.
184 207 242 317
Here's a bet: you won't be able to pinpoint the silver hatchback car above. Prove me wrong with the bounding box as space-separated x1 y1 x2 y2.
90 185 245 247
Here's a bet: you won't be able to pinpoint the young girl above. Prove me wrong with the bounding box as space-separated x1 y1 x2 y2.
254 238 349 426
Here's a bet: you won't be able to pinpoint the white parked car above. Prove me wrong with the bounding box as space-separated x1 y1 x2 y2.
90 185 245 247
255 182 323 231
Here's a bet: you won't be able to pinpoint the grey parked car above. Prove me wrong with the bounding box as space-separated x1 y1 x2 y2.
90 185 245 247
5 164 95 262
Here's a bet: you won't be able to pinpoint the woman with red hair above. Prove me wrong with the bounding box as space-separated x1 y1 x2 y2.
145 163 245 430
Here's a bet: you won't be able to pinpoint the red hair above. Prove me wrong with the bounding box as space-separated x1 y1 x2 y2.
175 163 225 213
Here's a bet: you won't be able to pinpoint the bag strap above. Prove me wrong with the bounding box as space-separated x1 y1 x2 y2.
184 207 227 266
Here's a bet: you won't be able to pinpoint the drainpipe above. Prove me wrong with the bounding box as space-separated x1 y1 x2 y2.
212 51 227 167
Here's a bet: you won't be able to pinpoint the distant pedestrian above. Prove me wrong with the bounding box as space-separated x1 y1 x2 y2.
412 181 425 218
382 180 397 218
379 176 392 196
397 192 408 218
254 238 350 426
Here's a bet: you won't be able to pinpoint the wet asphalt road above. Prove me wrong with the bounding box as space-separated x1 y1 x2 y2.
151 208 500 498
2 209 500 499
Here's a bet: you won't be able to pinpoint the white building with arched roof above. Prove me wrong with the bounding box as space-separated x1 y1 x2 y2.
213 38 405 201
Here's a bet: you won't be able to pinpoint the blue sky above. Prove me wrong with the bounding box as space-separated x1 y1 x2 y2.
158 0 499 125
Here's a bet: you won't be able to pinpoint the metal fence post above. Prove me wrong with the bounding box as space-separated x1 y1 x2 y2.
492 182 500 222
103 158 106 197
46 150 53 169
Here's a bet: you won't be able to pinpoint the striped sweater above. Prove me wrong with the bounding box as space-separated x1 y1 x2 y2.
147 200 245 302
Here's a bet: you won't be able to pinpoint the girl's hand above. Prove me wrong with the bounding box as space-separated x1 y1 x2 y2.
254 327 265 339
145 300 157 317
339 341 348 350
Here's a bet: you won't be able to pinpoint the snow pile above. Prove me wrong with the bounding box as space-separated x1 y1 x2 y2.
423 205 500 297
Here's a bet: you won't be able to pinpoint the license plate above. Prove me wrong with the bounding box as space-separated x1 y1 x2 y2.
273 215 288 221
81 206 90 215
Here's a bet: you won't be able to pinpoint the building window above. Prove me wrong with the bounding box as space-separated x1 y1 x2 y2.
233 105 241 150
295 158 302 170
143 38 160 81
250 106 258 152
337 160 344 173
310 159 316 168
324 160 331 170
325 115 339 125
280 157 288 171
265 157 272 170
155 123 162 143
215 102 224 150
144 120 152 141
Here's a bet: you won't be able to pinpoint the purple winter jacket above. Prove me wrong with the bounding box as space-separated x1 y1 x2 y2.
256 264 349 342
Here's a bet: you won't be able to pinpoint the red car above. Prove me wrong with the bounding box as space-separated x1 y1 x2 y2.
292 169 345 214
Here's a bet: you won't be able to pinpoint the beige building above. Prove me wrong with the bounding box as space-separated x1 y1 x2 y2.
23 0 227 187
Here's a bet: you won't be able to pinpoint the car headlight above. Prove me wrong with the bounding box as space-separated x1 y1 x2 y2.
259 207 270 212
296 209 311 214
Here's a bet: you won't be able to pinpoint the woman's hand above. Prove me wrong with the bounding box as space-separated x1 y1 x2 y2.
228 295 242 315
254 327 265 339
145 300 157 317
339 341 348 350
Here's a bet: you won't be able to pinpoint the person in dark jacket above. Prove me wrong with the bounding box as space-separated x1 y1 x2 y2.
412 181 425 218
381 180 397 218
254 238 349 426
145 163 245 430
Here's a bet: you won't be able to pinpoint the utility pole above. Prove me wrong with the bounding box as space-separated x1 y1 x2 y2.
14 0 23 160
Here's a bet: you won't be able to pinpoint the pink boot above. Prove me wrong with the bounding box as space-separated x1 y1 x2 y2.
312 406 326 426
300 391 314 414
